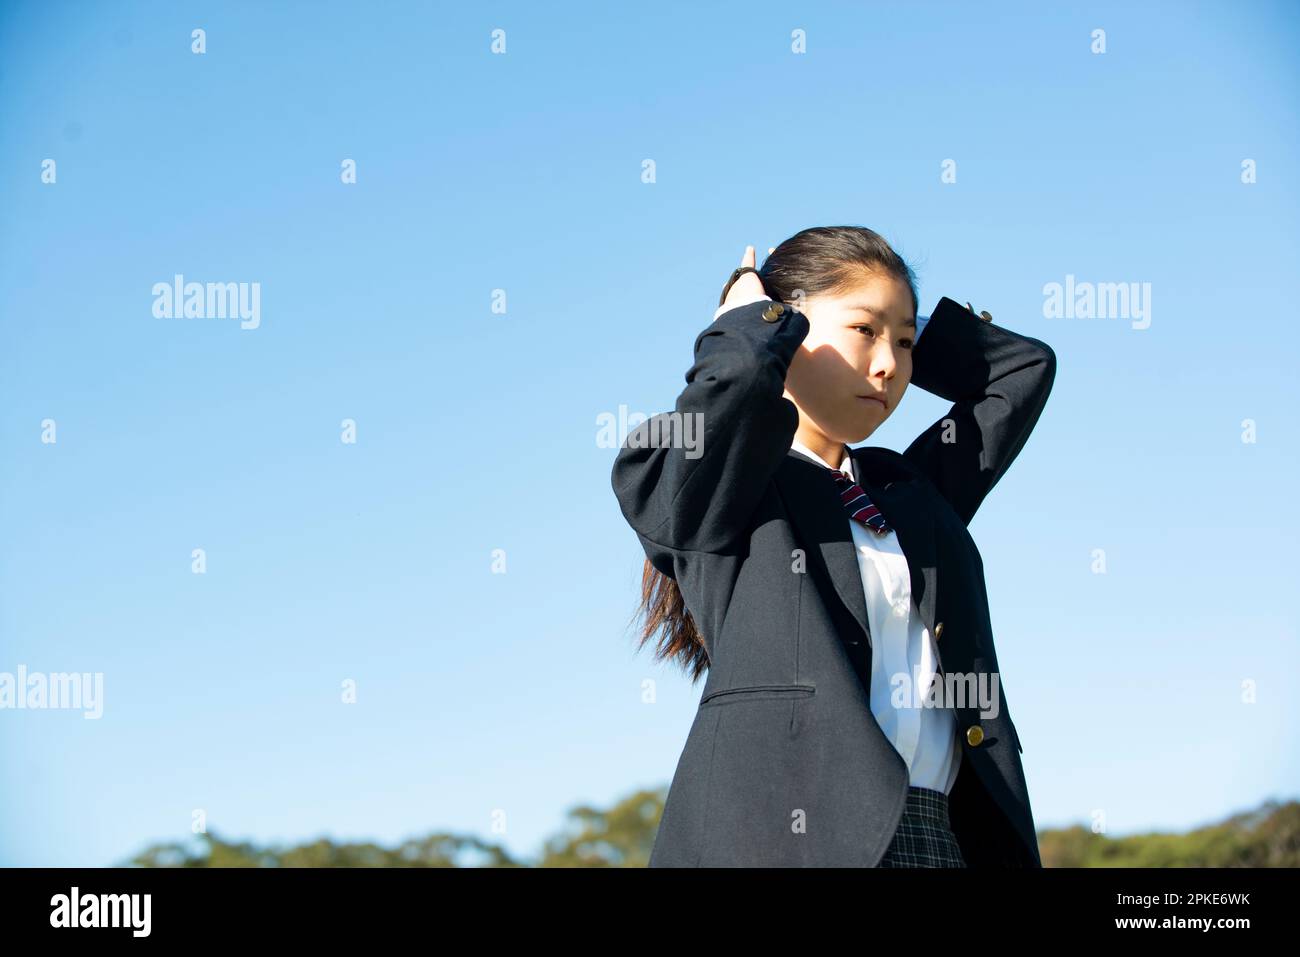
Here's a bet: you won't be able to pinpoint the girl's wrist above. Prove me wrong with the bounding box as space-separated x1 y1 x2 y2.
719 266 762 306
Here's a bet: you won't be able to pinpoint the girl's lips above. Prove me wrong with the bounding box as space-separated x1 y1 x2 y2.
857 395 886 408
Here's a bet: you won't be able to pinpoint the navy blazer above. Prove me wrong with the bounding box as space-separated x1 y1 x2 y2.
611 295 1056 867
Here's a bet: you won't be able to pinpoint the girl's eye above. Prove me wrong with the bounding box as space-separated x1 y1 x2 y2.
855 326 913 349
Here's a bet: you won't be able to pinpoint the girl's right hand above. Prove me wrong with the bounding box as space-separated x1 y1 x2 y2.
719 245 772 314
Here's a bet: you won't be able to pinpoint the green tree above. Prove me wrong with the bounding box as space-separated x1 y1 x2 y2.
125 791 1299 868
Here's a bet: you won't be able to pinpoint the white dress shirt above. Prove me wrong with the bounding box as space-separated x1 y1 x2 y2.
790 437 962 794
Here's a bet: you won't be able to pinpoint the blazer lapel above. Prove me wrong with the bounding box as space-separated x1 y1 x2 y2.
777 449 873 647
775 446 941 653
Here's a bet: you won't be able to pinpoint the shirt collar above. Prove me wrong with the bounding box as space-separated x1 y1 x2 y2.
790 437 855 479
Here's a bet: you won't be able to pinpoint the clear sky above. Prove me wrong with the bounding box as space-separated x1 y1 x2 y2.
1 0 1297 866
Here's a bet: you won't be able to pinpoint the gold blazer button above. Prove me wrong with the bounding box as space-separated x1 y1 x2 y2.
966 724 984 747
761 303 784 323
933 621 944 640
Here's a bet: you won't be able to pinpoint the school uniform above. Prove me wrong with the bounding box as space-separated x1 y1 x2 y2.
786 435 966 867
611 295 1056 867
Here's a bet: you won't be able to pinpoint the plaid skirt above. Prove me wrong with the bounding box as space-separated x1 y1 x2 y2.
878 785 967 868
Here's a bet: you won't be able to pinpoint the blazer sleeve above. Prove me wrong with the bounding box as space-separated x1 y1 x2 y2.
611 298 809 555
902 296 1057 526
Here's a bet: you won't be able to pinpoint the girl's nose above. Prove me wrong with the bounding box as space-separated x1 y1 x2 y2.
871 344 898 377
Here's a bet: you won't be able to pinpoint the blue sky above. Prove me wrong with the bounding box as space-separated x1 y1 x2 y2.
1 0 1297 866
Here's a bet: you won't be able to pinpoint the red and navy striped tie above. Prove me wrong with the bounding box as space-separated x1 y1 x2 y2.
829 469 891 535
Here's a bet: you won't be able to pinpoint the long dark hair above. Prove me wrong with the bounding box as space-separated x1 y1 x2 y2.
633 225 919 682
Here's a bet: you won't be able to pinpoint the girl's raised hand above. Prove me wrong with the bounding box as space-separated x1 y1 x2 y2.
719 245 770 313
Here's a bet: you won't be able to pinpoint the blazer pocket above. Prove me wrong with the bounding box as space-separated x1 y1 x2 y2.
700 683 816 706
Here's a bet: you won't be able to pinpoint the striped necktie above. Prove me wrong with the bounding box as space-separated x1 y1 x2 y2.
829 468 892 535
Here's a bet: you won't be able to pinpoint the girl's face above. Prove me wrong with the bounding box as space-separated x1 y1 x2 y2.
783 270 917 447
